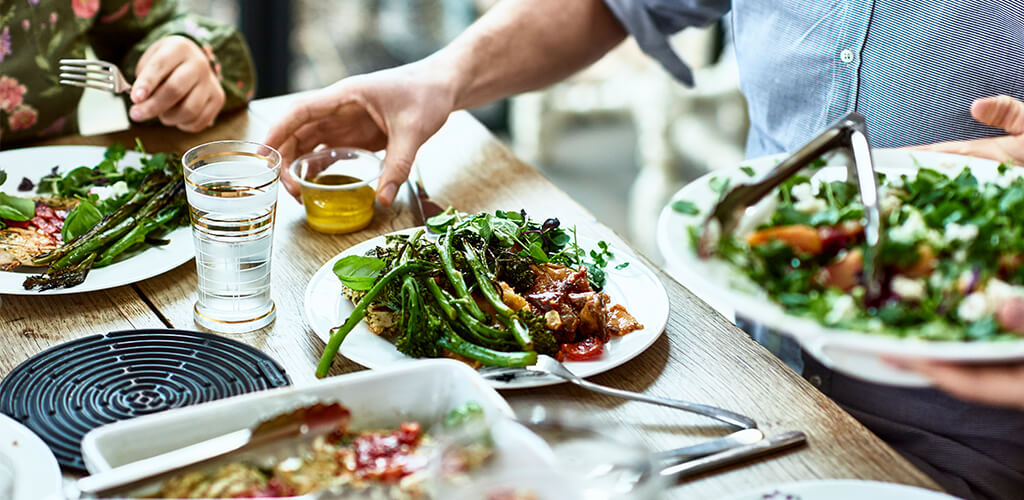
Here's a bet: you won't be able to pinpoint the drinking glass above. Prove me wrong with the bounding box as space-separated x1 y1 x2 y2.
431 403 666 500
289 148 381 234
182 140 281 333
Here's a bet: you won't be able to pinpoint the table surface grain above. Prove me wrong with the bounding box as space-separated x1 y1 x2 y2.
0 95 940 498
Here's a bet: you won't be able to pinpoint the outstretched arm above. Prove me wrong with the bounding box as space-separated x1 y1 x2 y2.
265 0 627 205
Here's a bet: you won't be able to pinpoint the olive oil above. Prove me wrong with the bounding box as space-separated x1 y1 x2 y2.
302 173 375 234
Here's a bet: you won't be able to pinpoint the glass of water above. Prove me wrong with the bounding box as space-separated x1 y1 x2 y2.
182 141 281 333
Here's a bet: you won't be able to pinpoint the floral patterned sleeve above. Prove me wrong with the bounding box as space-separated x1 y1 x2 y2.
86 0 256 111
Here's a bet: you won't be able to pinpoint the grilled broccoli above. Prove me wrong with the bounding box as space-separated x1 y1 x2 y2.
495 250 536 293
393 278 443 358
517 309 559 356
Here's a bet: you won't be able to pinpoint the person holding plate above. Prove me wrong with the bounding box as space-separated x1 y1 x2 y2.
0 0 255 147
265 1 1024 498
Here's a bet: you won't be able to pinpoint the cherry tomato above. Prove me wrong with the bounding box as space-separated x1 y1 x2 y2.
560 337 604 361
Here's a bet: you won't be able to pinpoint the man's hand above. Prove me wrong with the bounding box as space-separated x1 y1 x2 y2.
130 35 226 133
264 62 456 206
914 95 1024 164
899 359 1024 411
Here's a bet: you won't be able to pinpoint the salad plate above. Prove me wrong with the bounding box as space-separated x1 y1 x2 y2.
305 225 670 389
0 145 192 295
658 149 1024 386
0 413 62 500
721 480 957 500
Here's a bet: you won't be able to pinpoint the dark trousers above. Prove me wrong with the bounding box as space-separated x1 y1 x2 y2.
737 319 1024 500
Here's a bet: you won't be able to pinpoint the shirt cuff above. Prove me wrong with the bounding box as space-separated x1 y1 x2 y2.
603 0 695 86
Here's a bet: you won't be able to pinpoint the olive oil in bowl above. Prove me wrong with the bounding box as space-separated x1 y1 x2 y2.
305 173 376 233
290 148 381 234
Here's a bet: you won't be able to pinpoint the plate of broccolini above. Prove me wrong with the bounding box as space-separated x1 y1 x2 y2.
305 210 669 388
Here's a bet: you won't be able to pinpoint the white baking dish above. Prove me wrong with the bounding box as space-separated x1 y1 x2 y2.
80 359 513 495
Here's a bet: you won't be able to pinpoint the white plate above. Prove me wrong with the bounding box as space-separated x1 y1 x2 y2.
305 227 670 389
657 149 1024 386
0 413 62 500
0 145 192 295
722 480 959 500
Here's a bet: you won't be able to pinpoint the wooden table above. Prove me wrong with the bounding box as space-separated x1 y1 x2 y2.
0 95 939 498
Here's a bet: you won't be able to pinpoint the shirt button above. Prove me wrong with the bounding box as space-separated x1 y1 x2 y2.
840 49 855 63
808 375 823 388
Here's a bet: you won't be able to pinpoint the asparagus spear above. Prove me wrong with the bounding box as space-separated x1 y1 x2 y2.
33 171 167 265
94 204 183 267
22 253 97 291
438 226 488 322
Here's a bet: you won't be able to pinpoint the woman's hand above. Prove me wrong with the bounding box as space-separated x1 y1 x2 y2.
913 95 1024 165
129 35 225 133
264 61 456 206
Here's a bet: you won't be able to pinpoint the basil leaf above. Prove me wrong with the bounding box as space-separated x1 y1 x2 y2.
671 200 699 215
527 241 548 262
740 166 756 177
62 200 103 242
490 218 519 246
0 193 35 221
426 208 457 233
333 255 386 290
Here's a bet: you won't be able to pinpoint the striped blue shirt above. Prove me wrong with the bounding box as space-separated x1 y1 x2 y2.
603 0 1024 157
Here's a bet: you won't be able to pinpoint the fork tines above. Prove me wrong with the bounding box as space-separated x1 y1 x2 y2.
58 59 120 93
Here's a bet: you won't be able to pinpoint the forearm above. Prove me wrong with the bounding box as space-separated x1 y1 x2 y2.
427 0 627 110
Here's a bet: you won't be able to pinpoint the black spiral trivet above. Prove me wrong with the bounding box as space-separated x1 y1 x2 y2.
0 329 291 472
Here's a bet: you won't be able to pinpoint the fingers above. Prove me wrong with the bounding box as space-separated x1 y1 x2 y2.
132 38 187 104
908 136 1012 163
907 360 1024 410
972 95 1024 135
377 133 420 206
131 62 202 122
280 160 302 200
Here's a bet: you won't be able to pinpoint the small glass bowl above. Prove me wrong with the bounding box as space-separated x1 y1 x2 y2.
290 148 382 234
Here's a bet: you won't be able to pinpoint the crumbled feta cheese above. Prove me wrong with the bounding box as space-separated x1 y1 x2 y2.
879 189 901 215
954 249 967 263
944 222 978 243
891 275 926 300
791 182 827 214
888 175 905 189
958 292 989 322
957 269 976 292
825 294 857 325
89 180 129 200
984 278 1024 311
888 209 928 243
929 272 944 290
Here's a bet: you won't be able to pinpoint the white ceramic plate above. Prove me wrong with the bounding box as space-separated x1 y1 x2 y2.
0 145 192 295
305 227 670 389
722 480 958 500
0 413 62 500
657 149 1024 386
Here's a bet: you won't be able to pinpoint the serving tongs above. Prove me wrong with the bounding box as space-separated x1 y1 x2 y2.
699 112 886 303
75 402 351 498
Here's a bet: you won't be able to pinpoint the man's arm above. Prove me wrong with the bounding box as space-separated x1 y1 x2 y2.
436 0 628 109
265 0 629 205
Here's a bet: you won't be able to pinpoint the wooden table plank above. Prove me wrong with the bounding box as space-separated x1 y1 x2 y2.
0 100 940 498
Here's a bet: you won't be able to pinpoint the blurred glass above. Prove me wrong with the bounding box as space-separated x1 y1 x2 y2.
431 403 665 500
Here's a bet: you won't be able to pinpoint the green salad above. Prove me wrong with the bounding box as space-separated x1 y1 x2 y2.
685 162 1024 341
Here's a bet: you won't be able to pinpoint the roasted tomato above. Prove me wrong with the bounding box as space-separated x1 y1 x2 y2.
559 337 604 361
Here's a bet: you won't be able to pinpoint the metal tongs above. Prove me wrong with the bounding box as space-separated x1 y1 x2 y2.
699 112 886 303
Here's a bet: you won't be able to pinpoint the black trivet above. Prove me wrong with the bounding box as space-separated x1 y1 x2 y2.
0 329 291 472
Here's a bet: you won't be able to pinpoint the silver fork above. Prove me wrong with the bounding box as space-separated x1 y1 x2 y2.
481 355 758 430
59 59 132 94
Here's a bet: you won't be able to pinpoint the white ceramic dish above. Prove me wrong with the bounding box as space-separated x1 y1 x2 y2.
81 359 512 478
0 413 63 500
0 145 192 295
721 479 958 500
657 149 1024 386
304 227 670 389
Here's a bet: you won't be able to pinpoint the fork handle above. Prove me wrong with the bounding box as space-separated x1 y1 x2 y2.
569 378 758 429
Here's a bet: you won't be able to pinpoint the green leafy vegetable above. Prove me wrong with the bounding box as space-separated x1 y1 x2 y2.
0 193 35 221
740 166 756 177
61 200 103 242
671 200 700 215
332 255 386 291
